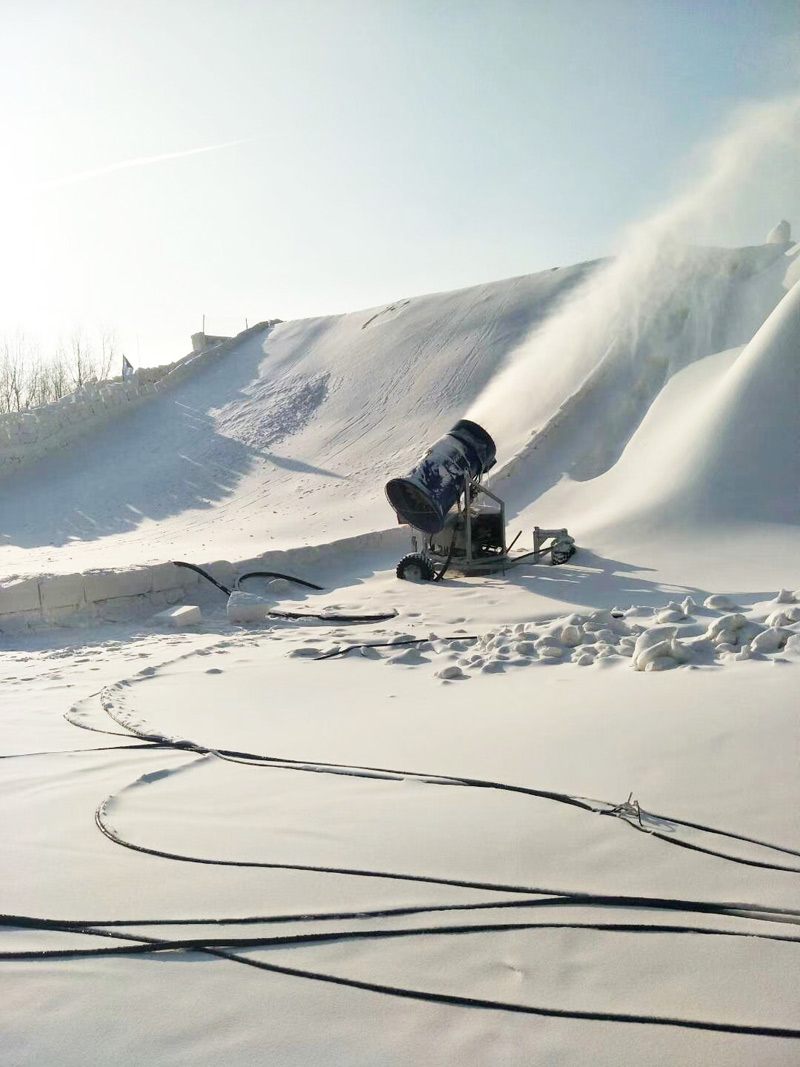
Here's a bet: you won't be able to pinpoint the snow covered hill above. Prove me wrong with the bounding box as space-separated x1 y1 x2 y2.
0 262 592 579
1 234 797 596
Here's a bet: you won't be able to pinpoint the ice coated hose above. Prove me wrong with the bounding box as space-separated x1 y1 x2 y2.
172 560 323 596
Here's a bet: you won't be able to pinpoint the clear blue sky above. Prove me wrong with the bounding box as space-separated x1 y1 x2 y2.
1 0 798 365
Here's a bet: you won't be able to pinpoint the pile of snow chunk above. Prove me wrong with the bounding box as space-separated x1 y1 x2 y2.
630 625 692 672
327 589 800 680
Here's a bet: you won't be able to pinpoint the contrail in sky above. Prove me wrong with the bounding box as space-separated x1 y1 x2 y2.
38 138 253 189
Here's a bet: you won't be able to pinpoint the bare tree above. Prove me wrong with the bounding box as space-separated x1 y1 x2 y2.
21 342 50 410
97 325 117 381
0 323 123 413
0 339 13 413
65 327 96 390
48 345 70 401
0 332 29 412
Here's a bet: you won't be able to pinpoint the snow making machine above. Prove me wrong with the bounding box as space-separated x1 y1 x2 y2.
385 419 575 581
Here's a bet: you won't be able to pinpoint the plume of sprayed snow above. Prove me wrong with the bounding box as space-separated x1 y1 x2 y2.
468 95 800 457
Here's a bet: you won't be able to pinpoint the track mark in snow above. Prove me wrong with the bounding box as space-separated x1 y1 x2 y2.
361 300 411 330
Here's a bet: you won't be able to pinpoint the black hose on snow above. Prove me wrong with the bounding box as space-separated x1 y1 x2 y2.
7 636 797 1040
235 571 324 592
172 560 232 595
171 560 395 623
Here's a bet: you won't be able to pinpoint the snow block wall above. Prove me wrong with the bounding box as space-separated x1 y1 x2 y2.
0 526 406 631
0 562 202 631
191 332 233 352
0 319 281 474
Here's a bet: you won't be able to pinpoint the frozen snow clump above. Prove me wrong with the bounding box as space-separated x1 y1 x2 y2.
389 633 416 644
644 656 678 672
712 629 741 648
534 634 563 652
631 625 676 660
436 665 466 680
773 588 797 604
705 613 747 637
633 639 675 671
704 595 740 612
750 627 791 654
388 647 428 665
560 624 583 647
514 641 536 657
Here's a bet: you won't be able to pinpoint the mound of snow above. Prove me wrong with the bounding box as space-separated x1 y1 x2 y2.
512 277 800 570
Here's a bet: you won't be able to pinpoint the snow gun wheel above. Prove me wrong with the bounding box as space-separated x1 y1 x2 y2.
396 553 435 582
551 542 576 566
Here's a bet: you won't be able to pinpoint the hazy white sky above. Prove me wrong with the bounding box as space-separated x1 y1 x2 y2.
1 0 798 366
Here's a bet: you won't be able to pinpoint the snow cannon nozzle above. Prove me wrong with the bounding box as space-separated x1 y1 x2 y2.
385 419 497 534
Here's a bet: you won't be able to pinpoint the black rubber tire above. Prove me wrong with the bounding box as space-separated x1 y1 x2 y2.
551 543 576 566
396 553 436 582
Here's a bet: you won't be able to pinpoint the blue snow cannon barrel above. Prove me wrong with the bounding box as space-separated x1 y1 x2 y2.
385 419 497 534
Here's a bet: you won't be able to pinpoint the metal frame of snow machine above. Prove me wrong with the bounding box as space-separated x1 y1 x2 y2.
395 473 576 582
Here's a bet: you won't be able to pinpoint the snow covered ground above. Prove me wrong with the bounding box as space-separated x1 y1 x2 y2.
1 230 799 1065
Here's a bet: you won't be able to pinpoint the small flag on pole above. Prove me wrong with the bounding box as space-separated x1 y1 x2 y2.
122 355 134 380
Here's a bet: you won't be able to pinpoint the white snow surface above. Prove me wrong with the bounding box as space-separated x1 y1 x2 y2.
2 239 799 1066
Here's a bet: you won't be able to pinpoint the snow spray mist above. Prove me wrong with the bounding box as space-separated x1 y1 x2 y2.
467 94 800 461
